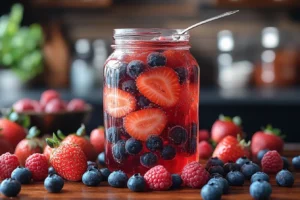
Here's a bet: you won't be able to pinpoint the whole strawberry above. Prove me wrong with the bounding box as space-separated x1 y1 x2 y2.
43 145 52 162
251 125 284 157
25 153 48 181
15 127 43 166
211 115 242 143
212 135 250 163
90 126 105 154
0 118 26 148
198 141 213 159
144 165 172 191
0 135 13 155
261 150 283 174
181 161 209 188
0 152 19 180
61 125 97 161
47 135 87 181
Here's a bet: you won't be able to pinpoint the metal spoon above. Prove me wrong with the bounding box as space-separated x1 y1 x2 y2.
173 10 239 40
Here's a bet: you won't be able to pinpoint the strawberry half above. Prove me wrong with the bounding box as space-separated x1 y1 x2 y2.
104 87 136 118
124 108 167 141
136 67 180 107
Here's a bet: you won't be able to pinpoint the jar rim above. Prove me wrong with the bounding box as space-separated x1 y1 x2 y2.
113 28 189 41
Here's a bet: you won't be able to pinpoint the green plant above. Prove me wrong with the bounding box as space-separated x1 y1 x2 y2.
0 3 43 81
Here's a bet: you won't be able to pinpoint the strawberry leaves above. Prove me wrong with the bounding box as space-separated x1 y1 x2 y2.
263 124 285 139
4 108 30 128
219 114 242 126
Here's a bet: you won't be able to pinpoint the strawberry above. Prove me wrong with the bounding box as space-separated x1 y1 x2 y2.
61 125 97 161
251 125 284 157
40 90 60 108
103 87 136 118
124 108 167 141
15 126 43 166
13 98 42 113
0 135 13 155
43 145 52 162
46 134 87 181
0 118 26 148
136 67 181 107
198 141 213 159
211 115 242 143
212 135 250 163
199 129 210 142
90 126 105 154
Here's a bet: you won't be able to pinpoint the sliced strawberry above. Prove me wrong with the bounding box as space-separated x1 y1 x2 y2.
136 67 180 107
104 87 136 118
124 108 167 141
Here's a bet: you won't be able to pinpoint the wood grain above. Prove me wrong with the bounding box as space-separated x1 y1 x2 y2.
1 147 300 200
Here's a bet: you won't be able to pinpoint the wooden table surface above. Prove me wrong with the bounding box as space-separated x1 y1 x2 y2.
2 144 300 200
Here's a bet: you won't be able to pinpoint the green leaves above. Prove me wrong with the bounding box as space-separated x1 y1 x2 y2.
263 124 285 139
219 114 242 126
27 126 40 139
76 124 86 137
5 108 30 128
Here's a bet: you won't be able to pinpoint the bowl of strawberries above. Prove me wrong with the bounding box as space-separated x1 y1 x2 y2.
8 90 92 134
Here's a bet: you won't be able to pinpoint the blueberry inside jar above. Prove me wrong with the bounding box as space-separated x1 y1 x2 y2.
103 28 200 175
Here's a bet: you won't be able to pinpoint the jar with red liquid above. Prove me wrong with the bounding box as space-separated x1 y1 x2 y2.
103 29 199 175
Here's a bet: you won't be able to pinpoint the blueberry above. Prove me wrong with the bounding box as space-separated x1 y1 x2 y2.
127 173 146 192
210 173 224 179
125 138 143 155
174 67 188 84
11 166 32 184
106 127 121 144
147 52 166 67
206 157 224 170
112 140 127 163
282 156 290 169
137 96 151 108
126 60 145 79
87 161 98 170
161 145 176 160
171 174 182 189
140 152 158 168
99 168 111 181
48 166 56 175
168 126 188 145
121 79 137 94
108 170 128 188
208 166 224 177
236 156 250 167
257 149 269 162
44 174 64 193
98 152 106 166
276 169 294 187
241 161 261 180
208 177 229 194
292 156 300 169
0 178 21 197
105 62 127 87
251 172 270 183
226 171 245 186
82 169 103 186
189 65 199 83
186 137 197 154
250 180 272 200
200 182 223 200
146 135 163 152
223 161 241 175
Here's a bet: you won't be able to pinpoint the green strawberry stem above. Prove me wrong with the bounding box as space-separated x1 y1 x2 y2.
76 124 86 137
219 114 242 126
237 134 251 148
26 126 40 139
263 124 285 139
4 108 30 128
46 133 61 148
56 130 66 140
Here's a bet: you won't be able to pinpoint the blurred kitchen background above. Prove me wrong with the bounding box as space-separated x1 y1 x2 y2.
0 0 300 141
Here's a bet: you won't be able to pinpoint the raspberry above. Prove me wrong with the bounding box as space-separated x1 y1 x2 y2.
25 153 48 181
261 150 283 174
198 141 213 159
181 161 209 188
144 165 172 191
0 153 19 180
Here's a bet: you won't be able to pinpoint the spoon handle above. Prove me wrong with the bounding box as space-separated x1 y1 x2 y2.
179 10 239 35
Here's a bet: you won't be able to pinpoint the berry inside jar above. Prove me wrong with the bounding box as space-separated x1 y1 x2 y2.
103 29 200 175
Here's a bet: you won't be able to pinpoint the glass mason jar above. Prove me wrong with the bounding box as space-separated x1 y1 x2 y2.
103 29 200 175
